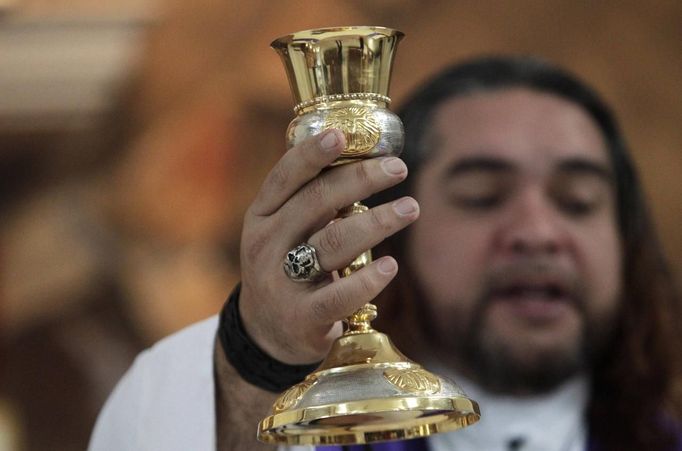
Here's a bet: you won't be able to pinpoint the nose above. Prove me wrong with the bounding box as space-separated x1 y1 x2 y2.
497 189 567 256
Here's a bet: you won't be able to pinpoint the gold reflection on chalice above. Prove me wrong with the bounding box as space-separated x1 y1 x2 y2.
257 27 480 446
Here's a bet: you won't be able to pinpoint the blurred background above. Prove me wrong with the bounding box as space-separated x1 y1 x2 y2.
0 0 680 449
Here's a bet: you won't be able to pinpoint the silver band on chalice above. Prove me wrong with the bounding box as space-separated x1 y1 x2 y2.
284 243 325 282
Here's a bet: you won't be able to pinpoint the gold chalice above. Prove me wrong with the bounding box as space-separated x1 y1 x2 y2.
257 26 480 446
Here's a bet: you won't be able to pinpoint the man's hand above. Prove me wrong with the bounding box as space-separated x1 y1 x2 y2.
238 129 419 364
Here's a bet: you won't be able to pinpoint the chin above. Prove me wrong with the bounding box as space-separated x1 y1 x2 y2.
462 324 588 395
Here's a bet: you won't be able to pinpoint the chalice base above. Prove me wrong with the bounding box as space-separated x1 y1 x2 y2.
257 329 480 445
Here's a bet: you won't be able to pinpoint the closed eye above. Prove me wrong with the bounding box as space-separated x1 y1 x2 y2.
452 194 503 210
557 198 599 216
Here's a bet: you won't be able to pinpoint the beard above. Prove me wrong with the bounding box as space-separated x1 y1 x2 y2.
459 297 588 395
418 261 619 395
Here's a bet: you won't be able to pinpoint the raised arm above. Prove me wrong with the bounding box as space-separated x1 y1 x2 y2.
215 129 419 450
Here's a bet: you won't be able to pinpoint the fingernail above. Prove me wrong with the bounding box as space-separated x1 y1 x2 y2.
392 197 418 216
381 157 407 176
320 130 339 150
378 257 397 274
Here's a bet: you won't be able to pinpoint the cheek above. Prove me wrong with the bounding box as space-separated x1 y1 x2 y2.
407 208 491 316
575 222 622 314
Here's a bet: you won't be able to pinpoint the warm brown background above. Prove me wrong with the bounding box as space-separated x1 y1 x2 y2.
1 1 681 450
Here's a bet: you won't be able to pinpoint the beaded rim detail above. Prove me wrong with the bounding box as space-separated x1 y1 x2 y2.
294 93 391 114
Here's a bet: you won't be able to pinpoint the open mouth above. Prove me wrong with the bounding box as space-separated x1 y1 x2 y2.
488 279 577 321
493 282 570 302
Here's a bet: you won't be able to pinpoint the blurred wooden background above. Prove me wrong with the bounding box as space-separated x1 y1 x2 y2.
1 1 681 450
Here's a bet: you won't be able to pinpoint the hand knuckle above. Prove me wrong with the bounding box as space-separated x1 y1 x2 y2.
269 165 289 191
369 208 391 234
300 144 321 169
313 287 346 321
359 273 376 295
354 161 373 188
319 223 345 255
311 296 332 321
244 232 270 264
304 177 327 202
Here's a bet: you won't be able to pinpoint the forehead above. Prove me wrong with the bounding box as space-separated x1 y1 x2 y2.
425 88 609 171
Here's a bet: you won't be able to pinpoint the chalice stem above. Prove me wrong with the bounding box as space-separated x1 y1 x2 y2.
339 201 377 333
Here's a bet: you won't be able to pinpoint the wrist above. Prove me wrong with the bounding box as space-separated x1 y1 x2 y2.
237 285 297 364
217 283 321 393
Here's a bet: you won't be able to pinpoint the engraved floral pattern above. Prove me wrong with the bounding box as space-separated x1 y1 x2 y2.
273 376 318 413
324 107 381 155
383 368 441 395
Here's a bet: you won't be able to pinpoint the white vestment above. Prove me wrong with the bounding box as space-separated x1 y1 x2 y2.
88 316 219 451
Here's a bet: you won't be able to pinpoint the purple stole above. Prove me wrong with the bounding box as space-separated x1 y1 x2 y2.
316 438 429 451
316 434 682 451
316 437 601 451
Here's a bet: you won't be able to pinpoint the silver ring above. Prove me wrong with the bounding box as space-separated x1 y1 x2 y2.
284 243 326 282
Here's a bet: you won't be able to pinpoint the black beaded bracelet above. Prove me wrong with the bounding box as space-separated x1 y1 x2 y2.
218 283 321 393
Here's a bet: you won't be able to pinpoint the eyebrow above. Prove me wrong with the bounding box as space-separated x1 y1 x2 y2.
556 158 614 183
444 156 515 177
442 155 614 183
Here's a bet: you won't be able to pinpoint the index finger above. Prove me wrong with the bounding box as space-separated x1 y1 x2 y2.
250 129 345 217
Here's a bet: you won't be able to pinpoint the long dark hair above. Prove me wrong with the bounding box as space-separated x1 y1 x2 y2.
372 56 682 450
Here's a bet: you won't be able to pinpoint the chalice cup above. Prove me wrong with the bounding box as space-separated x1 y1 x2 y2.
257 27 480 446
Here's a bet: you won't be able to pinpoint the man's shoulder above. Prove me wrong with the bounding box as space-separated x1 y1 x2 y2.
88 315 220 451
124 314 220 407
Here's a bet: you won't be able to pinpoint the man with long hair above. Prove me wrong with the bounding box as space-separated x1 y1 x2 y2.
370 56 682 450
90 56 682 451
